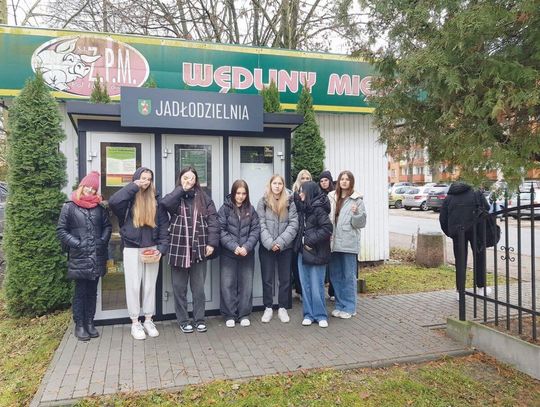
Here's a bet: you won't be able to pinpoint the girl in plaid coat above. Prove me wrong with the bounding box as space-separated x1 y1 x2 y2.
162 166 220 333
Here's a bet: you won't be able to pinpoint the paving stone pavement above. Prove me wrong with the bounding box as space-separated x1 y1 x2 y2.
31 289 479 406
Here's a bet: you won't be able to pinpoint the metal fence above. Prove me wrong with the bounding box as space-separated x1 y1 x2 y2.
456 188 538 341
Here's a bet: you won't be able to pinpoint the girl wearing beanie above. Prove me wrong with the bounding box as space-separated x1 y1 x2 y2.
57 171 112 341
109 168 169 340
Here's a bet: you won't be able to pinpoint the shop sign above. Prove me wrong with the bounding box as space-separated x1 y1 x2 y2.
30 35 149 97
121 87 263 132
0 26 377 113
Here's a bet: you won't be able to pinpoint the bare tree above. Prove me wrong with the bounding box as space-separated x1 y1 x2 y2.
36 0 366 52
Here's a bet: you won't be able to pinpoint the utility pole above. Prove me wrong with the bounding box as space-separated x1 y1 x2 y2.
0 0 8 24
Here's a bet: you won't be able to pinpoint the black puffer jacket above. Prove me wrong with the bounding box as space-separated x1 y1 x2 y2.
57 202 112 280
218 195 260 258
440 182 489 238
108 167 169 254
294 182 333 265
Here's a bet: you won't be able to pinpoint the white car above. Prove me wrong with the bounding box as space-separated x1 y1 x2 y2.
507 181 540 218
403 186 431 211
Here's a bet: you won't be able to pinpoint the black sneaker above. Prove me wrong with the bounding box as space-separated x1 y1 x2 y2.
180 323 194 333
196 323 207 333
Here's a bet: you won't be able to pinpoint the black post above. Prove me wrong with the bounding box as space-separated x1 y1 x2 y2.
457 226 467 321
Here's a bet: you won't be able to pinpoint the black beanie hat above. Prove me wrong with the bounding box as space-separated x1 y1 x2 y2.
319 170 333 183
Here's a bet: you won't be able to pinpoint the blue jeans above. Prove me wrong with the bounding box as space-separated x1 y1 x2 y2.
298 254 328 322
329 252 357 314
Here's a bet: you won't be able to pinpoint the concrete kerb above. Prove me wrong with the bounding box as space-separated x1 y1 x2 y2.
34 349 474 407
447 317 540 380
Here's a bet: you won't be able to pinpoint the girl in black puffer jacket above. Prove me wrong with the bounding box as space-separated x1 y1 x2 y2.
218 180 260 328
57 171 112 341
294 181 333 328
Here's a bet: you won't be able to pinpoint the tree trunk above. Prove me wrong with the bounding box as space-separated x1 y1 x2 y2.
0 0 7 24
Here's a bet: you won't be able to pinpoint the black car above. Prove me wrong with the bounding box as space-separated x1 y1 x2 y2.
426 184 450 212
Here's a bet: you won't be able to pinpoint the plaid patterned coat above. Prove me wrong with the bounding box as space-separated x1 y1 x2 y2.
162 187 219 268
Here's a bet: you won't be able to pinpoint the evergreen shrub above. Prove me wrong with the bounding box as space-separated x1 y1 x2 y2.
3 72 71 316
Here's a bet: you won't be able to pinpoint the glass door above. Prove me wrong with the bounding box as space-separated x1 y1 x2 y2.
161 135 223 316
87 132 154 321
229 137 286 307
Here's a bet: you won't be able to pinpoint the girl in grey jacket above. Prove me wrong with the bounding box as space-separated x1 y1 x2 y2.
257 174 299 324
328 171 367 319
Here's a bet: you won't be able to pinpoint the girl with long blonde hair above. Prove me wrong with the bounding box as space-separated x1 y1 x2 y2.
257 174 299 324
109 167 169 340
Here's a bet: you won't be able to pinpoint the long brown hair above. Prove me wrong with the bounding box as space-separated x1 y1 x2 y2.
231 179 251 213
176 166 207 215
335 170 355 220
264 174 288 220
133 170 157 228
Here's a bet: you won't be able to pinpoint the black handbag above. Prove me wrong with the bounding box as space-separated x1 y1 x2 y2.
475 192 501 248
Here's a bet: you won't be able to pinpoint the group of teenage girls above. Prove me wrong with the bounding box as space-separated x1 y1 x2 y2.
57 166 366 341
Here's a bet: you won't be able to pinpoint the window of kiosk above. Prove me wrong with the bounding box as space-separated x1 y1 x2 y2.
99 142 141 311
175 145 212 198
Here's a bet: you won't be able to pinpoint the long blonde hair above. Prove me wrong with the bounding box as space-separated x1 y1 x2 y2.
133 171 157 228
292 169 312 192
264 174 289 220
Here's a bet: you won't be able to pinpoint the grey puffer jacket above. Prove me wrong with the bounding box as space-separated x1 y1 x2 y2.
257 194 299 251
218 195 260 258
328 190 367 254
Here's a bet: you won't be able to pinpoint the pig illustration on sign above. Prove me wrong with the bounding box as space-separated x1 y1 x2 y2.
32 37 101 92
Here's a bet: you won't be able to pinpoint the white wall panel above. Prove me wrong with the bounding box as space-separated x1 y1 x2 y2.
58 103 79 196
315 113 389 262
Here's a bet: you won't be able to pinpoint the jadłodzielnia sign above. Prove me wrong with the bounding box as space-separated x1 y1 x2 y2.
0 26 377 113
121 87 264 132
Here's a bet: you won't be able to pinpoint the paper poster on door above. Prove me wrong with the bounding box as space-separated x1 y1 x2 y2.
106 146 137 186
179 149 208 187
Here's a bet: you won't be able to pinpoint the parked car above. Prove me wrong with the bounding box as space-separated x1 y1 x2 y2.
507 180 540 218
388 181 414 193
403 186 431 211
0 182 7 237
388 186 412 209
426 184 450 212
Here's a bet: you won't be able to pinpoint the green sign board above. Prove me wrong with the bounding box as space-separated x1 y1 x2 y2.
0 25 376 113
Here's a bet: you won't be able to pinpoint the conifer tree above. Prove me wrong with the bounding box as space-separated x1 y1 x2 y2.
4 72 71 316
89 74 111 103
292 84 325 181
143 76 157 88
261 80 282 112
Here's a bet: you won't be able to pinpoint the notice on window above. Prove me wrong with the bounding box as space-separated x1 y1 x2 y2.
179 149 208 187
106 146 137 187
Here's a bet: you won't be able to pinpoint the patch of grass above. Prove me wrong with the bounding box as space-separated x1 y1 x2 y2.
74 354 540 406
0 291 71 407
362 263 506 295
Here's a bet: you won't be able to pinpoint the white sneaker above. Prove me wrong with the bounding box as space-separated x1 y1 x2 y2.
131 322 146 340
302 318 312 326
240 318 250 327
331 309 342 318
456 291 460 301
339 312 353 319
278 308 290 323
329 296 336 302
143 320 159 337
318 320 328 328
479 286 493 296
225 319 235 328
261 307 273 323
